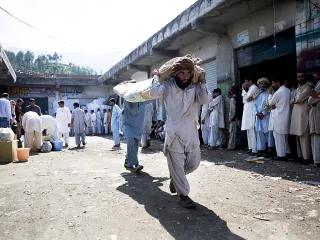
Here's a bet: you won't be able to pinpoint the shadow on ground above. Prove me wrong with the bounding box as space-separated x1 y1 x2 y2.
117 172 244 240
200 148 320 186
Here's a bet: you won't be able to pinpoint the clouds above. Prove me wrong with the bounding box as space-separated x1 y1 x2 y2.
0 0 196 71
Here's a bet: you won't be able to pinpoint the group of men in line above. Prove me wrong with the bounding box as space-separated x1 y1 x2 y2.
84 108 113 136
200 72 320 167
0 97 88 150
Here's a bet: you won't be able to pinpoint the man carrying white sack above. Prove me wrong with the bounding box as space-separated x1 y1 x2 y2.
22 111 42 151
56 100 71 148
109 98 122 149
141 101 154 149
149 59 209 209
40 115 60 141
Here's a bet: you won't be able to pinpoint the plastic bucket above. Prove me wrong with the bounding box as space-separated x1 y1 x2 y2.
52 140 63 151
17 148 30 162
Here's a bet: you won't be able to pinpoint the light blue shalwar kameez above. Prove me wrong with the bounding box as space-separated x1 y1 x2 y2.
122 101 145 167
254 90 271 151
111 104 122 146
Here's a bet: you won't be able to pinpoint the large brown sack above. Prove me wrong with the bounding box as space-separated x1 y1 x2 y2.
158 54 205 83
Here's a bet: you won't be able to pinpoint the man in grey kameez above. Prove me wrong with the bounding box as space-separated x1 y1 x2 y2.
71 103 86 148
309 73 320 167
150 67 209 208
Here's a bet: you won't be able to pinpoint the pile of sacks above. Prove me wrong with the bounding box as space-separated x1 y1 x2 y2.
113 55 205 102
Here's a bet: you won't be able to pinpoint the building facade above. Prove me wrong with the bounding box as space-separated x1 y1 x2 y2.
101 0 320 118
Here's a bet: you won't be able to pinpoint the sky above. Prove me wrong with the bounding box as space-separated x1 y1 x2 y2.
0 0 197 73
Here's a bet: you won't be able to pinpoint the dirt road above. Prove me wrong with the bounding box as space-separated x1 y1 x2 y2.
0 136 319 240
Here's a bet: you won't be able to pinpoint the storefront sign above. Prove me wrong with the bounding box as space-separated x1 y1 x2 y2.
237 30 249 45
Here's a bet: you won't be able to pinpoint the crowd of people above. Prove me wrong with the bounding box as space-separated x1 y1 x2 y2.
200 72 320 168
0 97 111 150
1 65 319 209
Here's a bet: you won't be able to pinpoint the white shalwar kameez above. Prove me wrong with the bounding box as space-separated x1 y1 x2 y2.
111 104 122 146
90 112 97 135
148 78 209 196
208 95 225 147
96 111 103 135
241 84 259 153
200 97 211 145
85 112 91 135
40 115 59 141
56 106 71 145
269 86 291 157
22 111 42 150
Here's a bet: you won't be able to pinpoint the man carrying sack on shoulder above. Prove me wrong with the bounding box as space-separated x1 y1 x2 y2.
147 55 209 208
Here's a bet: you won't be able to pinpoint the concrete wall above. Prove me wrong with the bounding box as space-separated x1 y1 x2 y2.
216 34 234 84
180 35 219 61
227 0 296 48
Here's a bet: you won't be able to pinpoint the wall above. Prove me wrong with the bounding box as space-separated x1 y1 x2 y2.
227 0 296 48
296 0 320 72
180 35 219 61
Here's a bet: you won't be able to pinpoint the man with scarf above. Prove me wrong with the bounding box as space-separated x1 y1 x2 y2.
254 78 272 157
150 59 209 209
308 72 320 167
290 72 312 164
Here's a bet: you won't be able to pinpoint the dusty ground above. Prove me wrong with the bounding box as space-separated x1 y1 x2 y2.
0 136 319 240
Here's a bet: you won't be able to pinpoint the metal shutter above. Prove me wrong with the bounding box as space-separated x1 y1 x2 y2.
201 60 217 92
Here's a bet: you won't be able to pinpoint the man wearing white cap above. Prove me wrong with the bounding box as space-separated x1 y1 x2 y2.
254 77 271 157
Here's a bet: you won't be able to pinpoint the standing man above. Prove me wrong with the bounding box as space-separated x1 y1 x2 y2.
104 109 111 135
71 103 86 148
84 109 91 135
308 72 320 167
15 98 24 140
96 108 103 135
102 109 107 135
141 101 154 149
56 100 71 148
90 110 96 136
290 72 312 164
122 100 145 172
208 88 225 150
200 94 212 147
109 98 122 149
22 111 42 151
227 86 238 150
269 78 291 161
0 93 12 128
149 64 209 209
241 78 259 155
254 78 271 157
25 98 42 115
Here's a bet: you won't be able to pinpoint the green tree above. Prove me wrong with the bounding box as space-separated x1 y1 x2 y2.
16 51 24 70
24 51 34 69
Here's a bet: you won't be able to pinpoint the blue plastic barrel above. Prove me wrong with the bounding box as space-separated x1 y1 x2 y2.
52 140 63 151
